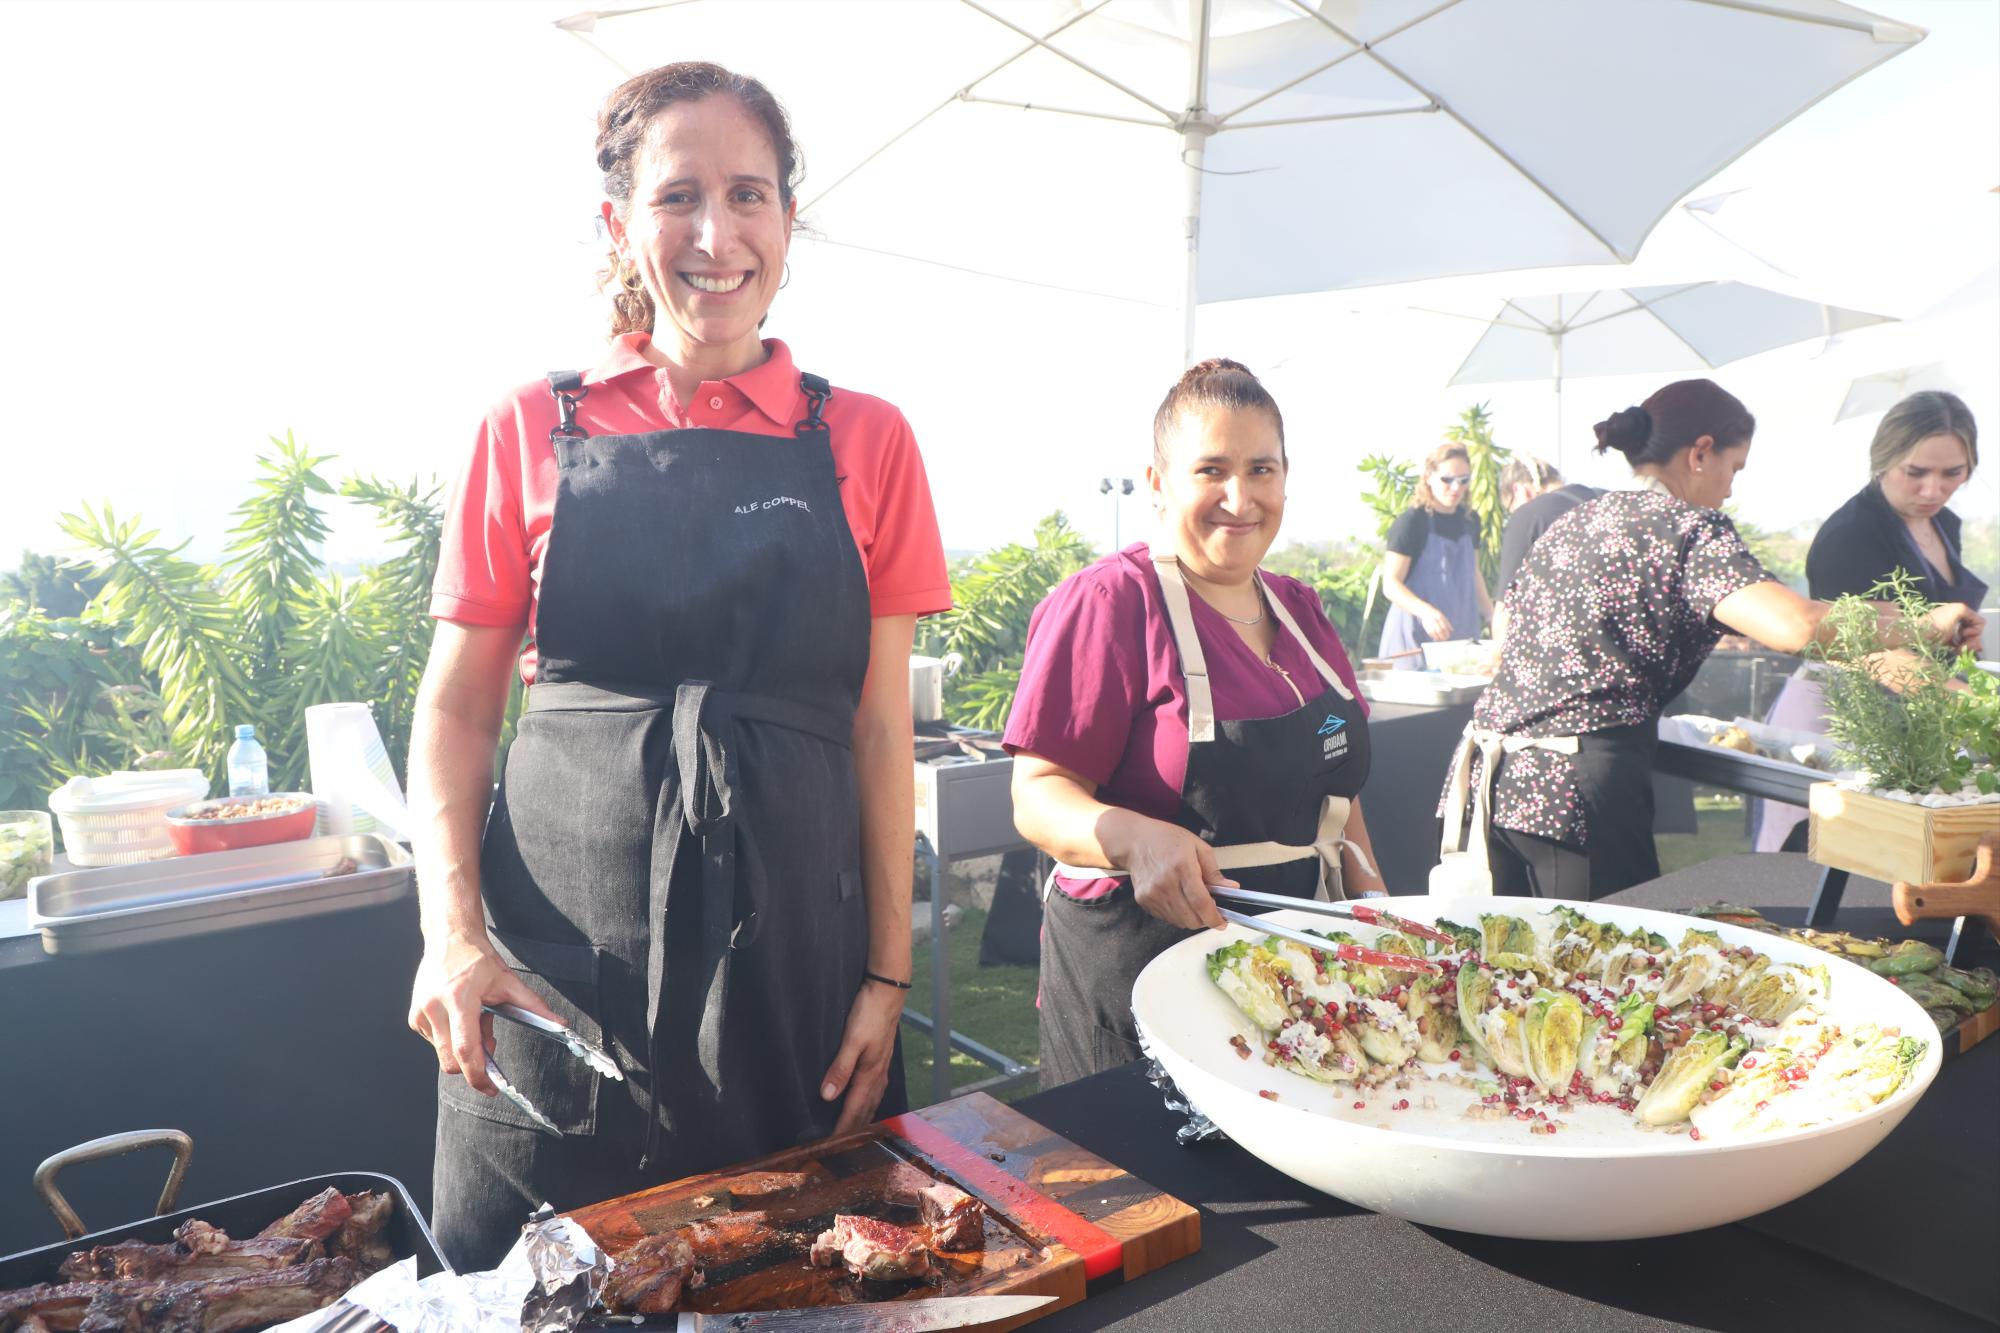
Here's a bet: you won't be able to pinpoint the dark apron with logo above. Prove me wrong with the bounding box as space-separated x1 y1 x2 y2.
430 371 899 1269
1038 554 1372 1087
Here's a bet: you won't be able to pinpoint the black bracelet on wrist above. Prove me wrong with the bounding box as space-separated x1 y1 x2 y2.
864 968 913 991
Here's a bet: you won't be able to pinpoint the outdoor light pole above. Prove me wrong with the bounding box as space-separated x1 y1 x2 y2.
1100 477 1136 550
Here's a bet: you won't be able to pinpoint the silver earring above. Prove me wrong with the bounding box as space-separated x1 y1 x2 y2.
779 262 791 290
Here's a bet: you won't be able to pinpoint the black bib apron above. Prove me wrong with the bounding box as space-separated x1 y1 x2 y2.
431 372 899 1269
1037 553 1371 1087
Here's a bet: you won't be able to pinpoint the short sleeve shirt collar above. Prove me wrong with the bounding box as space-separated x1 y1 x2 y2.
582 333 803 430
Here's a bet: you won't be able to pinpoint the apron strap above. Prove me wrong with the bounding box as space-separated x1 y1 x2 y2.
1258 572 1354 701
796 373 833 436
1046 795 1362 902
1438 724 1580 887
547 371 589 445
1149 553 1216 743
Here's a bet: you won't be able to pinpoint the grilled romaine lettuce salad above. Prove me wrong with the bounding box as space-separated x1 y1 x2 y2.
1210 907 1925 1141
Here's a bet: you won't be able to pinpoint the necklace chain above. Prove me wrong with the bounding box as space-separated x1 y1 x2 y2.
1190 570 1266 625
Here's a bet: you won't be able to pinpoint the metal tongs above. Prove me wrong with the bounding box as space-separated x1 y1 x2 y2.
481 1002 624 1137
1207 886 1445 974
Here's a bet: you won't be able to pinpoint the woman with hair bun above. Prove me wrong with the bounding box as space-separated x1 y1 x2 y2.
1753 390 1986 851
1005 359 1386 1086
1377 442 1494 668
406 62 949 1266
1438 379 1982 900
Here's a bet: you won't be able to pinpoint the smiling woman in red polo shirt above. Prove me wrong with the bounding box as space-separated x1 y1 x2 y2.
405 62 949 1269
1004 359 1385 1088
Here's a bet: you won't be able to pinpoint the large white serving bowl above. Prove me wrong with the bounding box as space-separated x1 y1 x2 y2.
1133 895 1943 1240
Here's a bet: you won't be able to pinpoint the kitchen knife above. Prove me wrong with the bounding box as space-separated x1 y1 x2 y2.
595 1294 1055 1331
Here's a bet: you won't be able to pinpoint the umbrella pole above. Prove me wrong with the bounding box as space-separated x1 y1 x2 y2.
1180 122 1205 369
1179 0 1213 370
1552 333 1564 474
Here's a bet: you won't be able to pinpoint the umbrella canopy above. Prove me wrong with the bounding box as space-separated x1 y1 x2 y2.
1440 280 1896 464
1835 362 1951 422
558 0 1923 362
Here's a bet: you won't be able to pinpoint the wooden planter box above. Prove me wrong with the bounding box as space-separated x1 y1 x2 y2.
1807 781 2000 885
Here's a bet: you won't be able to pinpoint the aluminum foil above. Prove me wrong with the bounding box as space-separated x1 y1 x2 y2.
266 1208 608 1333
1137 1024 1224 1146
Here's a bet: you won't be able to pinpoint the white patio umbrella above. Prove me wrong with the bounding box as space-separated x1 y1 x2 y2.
1439 280 1896 466
1834 362 1951 422
556 0 1923 364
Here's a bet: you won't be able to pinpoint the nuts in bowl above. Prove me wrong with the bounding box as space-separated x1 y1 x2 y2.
165 792 318 855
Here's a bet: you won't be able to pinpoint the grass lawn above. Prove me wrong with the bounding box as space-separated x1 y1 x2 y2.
900 906 1041 1106
1657 791 1754 875
898 788 1756 1109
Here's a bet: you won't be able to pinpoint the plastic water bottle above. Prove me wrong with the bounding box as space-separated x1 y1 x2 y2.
227 724 270 797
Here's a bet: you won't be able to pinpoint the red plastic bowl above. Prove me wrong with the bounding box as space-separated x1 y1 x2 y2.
165 793 319 855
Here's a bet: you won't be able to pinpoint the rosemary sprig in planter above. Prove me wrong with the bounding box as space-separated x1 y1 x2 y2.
1808 572 1995 796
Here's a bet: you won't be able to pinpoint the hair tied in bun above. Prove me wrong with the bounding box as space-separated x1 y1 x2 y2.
1593 405 1653 459
1151 357 1286 472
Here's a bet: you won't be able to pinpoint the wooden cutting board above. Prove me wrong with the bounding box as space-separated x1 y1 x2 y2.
564 1092 1198 1328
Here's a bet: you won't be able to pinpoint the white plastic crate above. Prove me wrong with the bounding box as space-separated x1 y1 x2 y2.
47 769 211 866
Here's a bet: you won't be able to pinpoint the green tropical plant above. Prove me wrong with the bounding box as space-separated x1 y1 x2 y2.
0 552 105 618
917 512 1097 731
1357 455 1417 538
1261 541 1389 653
1443 402 1513 586
0 610 153 806
56 432 445 793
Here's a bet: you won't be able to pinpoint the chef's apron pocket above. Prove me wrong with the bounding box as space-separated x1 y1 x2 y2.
438 929 605 1136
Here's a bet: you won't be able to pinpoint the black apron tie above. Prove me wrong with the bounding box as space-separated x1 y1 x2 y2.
520 678 854 1169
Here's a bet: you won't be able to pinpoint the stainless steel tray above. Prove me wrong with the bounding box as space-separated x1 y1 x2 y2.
26 834 412 955
1356 668 1489 707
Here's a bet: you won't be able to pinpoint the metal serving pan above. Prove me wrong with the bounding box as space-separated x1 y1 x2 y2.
26 834 412 956
1 1130 446 1295
1355 668 1489 707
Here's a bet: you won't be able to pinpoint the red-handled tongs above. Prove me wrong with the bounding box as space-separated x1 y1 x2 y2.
1209 888 1441 975
1208 885 1458 946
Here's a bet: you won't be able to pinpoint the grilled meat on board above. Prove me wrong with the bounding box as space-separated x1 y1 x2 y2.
914 1183 984 1250
601 1236 696 1316
880 1164 986 1250
809 1216 928 1283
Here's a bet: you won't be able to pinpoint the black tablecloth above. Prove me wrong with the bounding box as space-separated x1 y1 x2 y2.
1012 853 1999 1331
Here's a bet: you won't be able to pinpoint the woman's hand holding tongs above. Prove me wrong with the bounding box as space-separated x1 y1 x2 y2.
1103 811 1237 931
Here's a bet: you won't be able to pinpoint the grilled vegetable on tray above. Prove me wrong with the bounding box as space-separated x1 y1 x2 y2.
1211 904 1928 1141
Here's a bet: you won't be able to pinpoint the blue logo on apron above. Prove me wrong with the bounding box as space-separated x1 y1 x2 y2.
1317 714 1346 737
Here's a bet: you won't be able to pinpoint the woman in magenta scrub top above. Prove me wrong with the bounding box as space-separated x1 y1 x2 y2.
1004 359 1386 1087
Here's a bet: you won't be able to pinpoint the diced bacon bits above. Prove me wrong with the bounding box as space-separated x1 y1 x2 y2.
1229 1034 1252 1060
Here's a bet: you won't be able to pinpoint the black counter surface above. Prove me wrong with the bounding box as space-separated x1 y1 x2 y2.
1012 853 1998 1331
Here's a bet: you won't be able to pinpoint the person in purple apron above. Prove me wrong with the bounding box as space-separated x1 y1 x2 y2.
1378 443 1493 669
1437 379 1983 900
1002 360 1387 1088
1754 391 1986 851
404 63 950 1268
